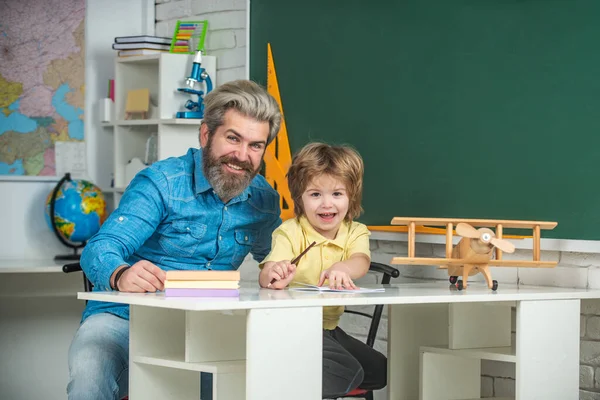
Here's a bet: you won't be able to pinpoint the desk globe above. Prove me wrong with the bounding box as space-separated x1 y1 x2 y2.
45 173 107 260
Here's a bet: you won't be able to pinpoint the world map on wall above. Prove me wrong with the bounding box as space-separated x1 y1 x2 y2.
0 0 85 177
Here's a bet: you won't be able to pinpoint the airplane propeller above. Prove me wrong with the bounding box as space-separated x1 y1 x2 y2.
456 223 515 253
456 222 480 239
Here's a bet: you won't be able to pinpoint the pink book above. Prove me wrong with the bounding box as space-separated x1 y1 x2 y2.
165 288 239 297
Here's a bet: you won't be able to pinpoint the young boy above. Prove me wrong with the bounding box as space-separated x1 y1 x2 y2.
259 142 387 398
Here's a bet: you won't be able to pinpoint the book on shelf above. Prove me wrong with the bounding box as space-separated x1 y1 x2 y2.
115 35 172 45
112 42 171 51
118 49 169 57
165 270 241 281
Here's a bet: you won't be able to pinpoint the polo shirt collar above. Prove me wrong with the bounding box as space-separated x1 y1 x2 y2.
298 216 349 249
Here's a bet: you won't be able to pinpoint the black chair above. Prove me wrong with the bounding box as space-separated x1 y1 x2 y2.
63 262 92 292
340 261 400 400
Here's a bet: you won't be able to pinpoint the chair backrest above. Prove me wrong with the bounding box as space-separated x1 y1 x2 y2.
63 262 93 292
344 262 400 347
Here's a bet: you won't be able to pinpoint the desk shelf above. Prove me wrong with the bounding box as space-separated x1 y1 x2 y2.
462 398 513 400
129 306 247 399
420 345 516 363
133 354 245 374
410 302 516 400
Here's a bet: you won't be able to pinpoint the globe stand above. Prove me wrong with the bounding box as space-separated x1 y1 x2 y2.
50 173 87 261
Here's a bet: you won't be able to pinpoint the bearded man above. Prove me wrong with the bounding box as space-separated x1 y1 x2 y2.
67 80 282 400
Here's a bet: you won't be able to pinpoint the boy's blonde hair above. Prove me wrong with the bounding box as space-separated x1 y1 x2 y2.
287 142 364 222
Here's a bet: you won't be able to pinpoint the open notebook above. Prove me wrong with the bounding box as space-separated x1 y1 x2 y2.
288 282 385 293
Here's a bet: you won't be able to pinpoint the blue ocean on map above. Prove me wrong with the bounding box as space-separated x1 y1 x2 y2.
0 100 37 174
0 159 25 175
53 83 84 140
0 84 84 175
0 100 37 135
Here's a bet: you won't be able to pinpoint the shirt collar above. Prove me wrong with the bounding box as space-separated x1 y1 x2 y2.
298 216 349 249
193 148 252 202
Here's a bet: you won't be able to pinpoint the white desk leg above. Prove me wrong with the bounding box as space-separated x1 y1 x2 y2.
516 299 580 400
246 307 322 400
388 304 449 400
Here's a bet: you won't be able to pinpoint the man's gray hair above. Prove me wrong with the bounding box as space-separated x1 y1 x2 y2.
202 80 282 144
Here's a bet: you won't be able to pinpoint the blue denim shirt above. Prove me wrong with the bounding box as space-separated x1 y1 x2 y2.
80 148 281 322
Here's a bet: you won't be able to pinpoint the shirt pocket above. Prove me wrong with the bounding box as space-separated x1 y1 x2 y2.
231 229 257 267
159 220 207 258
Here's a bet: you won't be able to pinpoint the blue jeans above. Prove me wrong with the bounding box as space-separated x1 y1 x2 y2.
67 313 213 400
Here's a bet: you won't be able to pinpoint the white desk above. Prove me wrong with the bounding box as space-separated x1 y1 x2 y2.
0 258 84 297
0 258 64 273
0 259 86 399
80 283 600 400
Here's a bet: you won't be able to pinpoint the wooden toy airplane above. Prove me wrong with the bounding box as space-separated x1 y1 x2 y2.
389 217 558 291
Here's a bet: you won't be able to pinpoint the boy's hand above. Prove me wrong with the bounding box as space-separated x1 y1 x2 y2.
318 262 358 290
265 261 296 289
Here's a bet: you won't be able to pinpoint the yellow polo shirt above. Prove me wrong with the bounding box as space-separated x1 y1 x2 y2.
261 216 371 330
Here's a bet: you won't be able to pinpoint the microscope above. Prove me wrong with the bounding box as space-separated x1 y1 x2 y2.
176 50 213 119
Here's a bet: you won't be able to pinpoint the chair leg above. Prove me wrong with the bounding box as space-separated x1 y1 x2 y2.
366 391 373 400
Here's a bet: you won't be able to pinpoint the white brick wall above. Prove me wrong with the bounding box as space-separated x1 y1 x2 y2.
155 0 247 85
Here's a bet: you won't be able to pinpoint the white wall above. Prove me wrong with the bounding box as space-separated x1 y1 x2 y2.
155 0 248 84
0 181 67 259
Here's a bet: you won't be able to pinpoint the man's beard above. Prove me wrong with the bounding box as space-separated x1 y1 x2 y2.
202 139 259 201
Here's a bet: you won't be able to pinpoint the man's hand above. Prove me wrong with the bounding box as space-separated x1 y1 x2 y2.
261 261 296 289
318 262 358 290
111 260 166 292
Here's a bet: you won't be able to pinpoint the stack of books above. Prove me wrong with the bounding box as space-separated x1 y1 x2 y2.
164 270 240 297
112 35 172 57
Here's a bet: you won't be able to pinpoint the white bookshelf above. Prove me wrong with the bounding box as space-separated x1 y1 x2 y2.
103 53 216 206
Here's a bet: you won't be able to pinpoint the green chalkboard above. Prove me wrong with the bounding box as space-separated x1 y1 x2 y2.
250 0 600 240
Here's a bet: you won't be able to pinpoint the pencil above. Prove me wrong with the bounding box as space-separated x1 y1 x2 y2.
269 241 317 286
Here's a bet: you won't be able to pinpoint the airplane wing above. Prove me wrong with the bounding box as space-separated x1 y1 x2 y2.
488 260 556 268
391 257 465 266
390 217 557 230
391 257 557 268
